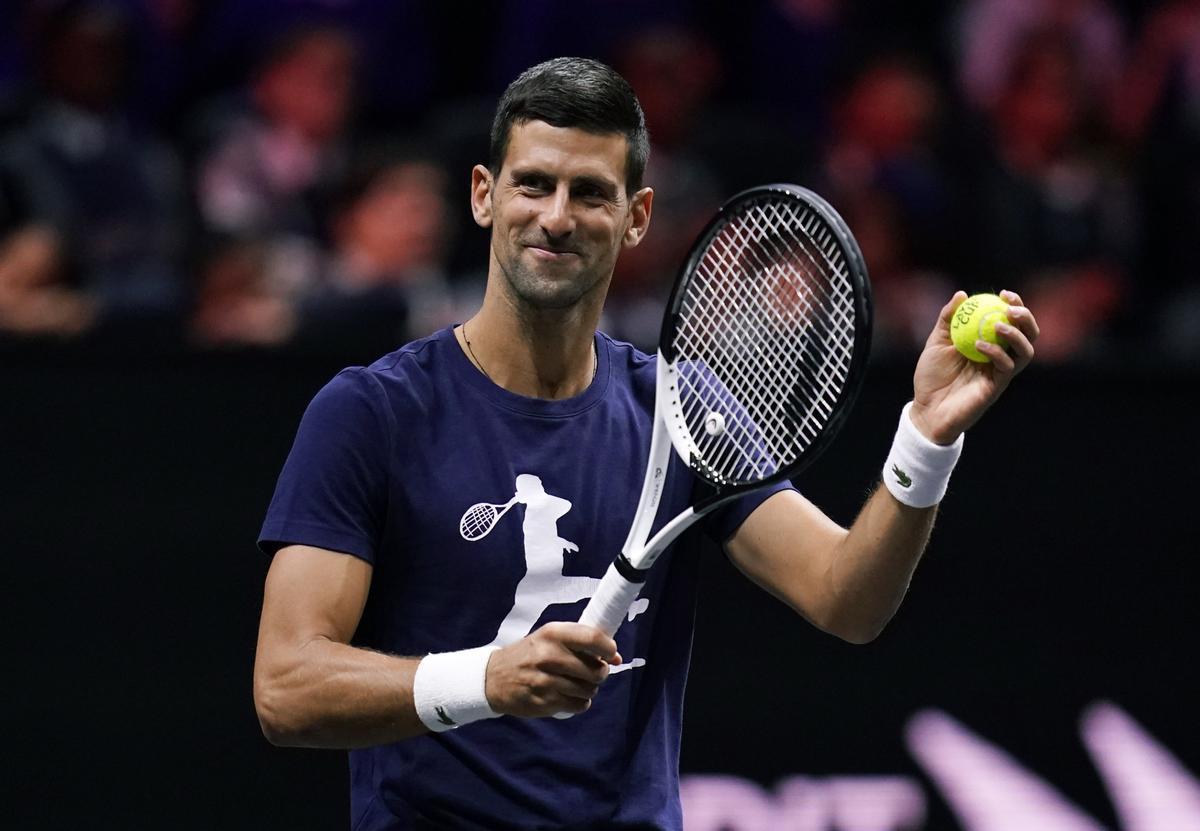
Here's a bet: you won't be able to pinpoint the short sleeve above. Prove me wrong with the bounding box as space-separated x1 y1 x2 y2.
702 480 797 545
682 361 800 544
258 368 391 564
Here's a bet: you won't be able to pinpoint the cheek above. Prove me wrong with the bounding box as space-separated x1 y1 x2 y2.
498 204 535 235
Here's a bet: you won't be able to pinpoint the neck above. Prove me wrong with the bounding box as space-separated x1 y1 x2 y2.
458 280 602 400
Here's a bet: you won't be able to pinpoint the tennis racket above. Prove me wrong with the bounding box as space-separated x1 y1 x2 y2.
459 497 518 541
580 183 872 638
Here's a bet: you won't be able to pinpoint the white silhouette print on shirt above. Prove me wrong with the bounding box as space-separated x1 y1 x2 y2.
461 473 647 672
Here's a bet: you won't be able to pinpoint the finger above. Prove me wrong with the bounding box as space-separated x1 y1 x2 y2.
995 321 1034 366
540 649 613 686
541 622 619 662
975 339 1015 373
938 290 968 330
548 674 602 702
526 673 601 716
1004 303 1040 343
999 289 1025 308
551 693 592 715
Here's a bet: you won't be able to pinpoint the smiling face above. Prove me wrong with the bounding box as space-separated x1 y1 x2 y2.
471 120 652 311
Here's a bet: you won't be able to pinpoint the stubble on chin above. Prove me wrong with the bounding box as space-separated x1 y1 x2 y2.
496 249 607 312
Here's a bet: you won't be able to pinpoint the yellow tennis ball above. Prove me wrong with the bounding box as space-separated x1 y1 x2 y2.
950 293 1010 363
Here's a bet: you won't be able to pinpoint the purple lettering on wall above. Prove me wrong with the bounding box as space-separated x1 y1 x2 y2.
681 702 1200 830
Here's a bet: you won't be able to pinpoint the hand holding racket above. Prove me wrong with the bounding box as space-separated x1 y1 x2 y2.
578 184 872 640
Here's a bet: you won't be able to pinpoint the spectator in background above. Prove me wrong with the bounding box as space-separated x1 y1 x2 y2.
970 32 1132 361
197 24 356 238
196 24 357 306
0 225 95 337
812 57 956 353
607 25 723 348
486 0 697 95
955 0 1126 120
297 148 459 353
190 238 296 348
0 0 185 336
1110 0 1200 360
192 148 458 353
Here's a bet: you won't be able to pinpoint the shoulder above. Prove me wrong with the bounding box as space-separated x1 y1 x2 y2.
597 331 656 399
358 326 454 391
598 330 654 365
329 326 486 431
306 328 450 423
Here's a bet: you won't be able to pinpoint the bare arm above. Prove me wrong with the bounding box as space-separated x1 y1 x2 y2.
726 487 936 644
253 544 619 749
725 290 1040 644
253 544 422 747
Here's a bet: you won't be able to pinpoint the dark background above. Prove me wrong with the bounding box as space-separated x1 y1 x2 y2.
3 0 1199 827
6 344 1196 828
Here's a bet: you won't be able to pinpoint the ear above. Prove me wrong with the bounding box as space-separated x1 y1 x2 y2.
622 187 654 248
470 164 494 228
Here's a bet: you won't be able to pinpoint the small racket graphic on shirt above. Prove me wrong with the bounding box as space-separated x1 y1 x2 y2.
459 496 518 541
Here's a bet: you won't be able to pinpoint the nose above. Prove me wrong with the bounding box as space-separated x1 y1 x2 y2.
539 185 575 241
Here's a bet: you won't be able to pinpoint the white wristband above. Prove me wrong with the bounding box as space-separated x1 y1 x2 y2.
412 645 500 732
882 402 964 508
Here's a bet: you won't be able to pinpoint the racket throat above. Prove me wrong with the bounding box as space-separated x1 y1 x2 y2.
619 370 675 562
614 552 651 583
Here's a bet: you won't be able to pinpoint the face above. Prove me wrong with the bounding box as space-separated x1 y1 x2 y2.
346 162 447 276
260 32 356 142
471 120 652 311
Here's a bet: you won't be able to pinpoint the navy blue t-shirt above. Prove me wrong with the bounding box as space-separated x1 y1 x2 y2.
259 327 793 830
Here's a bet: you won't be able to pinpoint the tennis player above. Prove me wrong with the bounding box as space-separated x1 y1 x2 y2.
253 57 1039 829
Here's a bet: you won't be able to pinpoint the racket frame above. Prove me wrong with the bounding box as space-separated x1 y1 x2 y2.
581 184 873 636
659 183 872 492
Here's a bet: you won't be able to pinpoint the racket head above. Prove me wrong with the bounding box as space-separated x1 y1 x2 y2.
658 184 872 492
459 502 504 541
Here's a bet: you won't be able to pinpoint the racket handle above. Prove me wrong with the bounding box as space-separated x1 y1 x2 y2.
579 562 643 637
552 563 642 720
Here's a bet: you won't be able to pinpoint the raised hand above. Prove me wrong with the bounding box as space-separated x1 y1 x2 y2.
909 289 1039 445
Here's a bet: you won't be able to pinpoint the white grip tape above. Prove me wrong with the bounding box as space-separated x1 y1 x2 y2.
553 564 643 720
580 562 644 637
412 645 500 732
881 402 964 508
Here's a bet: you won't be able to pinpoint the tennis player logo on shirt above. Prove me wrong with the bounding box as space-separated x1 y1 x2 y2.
461 474 647 671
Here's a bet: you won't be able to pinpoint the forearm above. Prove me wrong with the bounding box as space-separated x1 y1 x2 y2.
816 397 962 640
822 485 937 643
254 637 426 749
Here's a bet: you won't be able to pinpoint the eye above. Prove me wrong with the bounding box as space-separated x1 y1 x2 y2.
574 184 612 204
515 175 552 194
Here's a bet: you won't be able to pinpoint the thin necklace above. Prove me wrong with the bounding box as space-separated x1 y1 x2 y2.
462 320 493 382
461 321 597 384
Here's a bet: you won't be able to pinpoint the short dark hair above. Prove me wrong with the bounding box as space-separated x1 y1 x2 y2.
489 57 650 195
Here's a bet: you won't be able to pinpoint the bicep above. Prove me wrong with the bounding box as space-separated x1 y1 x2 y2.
257 545 373 655
723 489 847 619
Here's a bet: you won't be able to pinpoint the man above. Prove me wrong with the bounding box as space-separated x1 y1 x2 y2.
253 57 1039 829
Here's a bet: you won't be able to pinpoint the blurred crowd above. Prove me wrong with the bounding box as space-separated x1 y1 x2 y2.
0 0 1197 362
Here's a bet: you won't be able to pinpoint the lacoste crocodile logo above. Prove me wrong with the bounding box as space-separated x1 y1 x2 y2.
435 706 456 727
891 464 913 488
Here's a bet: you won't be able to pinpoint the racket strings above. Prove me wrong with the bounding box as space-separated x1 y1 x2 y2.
460 503 500 540
671 196 858 485
693 236 851 450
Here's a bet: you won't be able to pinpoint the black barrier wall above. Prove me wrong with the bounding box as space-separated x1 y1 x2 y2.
5 345 1197 829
